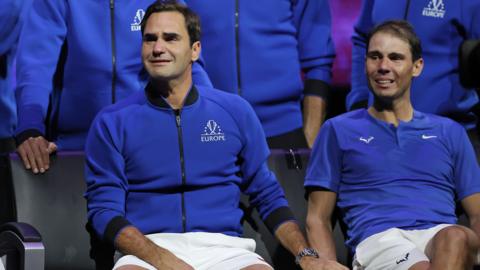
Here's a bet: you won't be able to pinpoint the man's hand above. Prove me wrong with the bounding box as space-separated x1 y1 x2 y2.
17 136 57 174
152 250 194 270
299 256 348 270
303 95 326 148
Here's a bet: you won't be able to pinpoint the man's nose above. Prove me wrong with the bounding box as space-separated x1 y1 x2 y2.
153 40 166 54
377 58 390 74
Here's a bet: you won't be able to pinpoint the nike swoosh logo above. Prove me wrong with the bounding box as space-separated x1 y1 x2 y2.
422 135 437 139
359 136 374 143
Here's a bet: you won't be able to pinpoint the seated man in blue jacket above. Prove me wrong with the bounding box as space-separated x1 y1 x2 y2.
84 2 347 270
306 20 480 270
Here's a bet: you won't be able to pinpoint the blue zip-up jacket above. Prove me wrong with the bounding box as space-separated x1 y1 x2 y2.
15 0 211 150
347 0 480 129
85 84 294 243
0 0 31 140
186 0 335 137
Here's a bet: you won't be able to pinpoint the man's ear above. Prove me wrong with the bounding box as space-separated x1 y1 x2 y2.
412 57 424 78
191 41 201 62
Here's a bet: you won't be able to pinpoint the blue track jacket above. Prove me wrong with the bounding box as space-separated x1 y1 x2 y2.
15 0 211 150
85 84 294 243
0 0 31 140
186 0 335 137
347 0 480 129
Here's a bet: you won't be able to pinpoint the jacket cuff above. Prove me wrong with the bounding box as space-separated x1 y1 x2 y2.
264 206 296 233
303 79 330 101
15 129 44 146
104 216 132 246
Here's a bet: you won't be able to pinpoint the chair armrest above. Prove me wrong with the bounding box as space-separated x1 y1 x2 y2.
0 222 44 270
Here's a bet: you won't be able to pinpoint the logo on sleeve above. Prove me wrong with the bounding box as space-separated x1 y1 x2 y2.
359 136 374 144
201 120 226 142
131 9 145 31
421 134 437 139
422 0 445 18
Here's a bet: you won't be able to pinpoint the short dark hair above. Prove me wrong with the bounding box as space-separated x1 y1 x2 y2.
141 0 201 45
367 20 422 62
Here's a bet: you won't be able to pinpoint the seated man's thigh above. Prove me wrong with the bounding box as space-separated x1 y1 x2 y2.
425 225 479 258
353 228 429 270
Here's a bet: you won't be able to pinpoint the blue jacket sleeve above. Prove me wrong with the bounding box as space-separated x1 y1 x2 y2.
346 0 374 111
237 99 295 232
84 111 130 240
0 0 24 55
293 0 335 98
463 0 480 38
15 0 67 138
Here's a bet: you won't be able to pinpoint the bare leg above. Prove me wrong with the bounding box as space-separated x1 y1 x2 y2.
421 226 479 270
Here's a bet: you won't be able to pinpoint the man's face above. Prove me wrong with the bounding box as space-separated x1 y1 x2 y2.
366 32 423 102
142 11 200 82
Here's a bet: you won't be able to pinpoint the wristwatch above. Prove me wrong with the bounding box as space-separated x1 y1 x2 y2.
295 248 319 265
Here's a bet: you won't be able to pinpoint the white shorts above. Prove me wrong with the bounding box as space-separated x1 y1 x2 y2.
113 232 272 270
352 224 452 270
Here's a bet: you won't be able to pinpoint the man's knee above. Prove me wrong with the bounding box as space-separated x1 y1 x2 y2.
437 226 469 245
432 226 478 254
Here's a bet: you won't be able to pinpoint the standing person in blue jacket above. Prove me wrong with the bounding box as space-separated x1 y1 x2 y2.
85 2 348 270
0 0 31 154
306 20 480 269
186 0 335 149
347 0 480 153
14 0 211 174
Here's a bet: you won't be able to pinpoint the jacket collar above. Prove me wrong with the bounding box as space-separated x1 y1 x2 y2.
145 82 199 108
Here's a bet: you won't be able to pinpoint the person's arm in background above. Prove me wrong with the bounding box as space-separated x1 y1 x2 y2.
0 0 25 56
294 0 335 148
15 0 65 173
346 0 374 111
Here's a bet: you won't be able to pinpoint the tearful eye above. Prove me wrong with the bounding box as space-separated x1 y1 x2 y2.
163 33 180 42
143 34 157 42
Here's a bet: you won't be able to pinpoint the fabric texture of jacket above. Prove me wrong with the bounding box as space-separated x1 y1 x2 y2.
0 0 31 140
15 0 211 150
347 0 480 129
85 84 294 244
186 0 335 137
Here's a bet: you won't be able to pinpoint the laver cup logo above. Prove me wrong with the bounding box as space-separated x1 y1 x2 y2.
422 0 446 18
201 120 226 142
131 9 145 31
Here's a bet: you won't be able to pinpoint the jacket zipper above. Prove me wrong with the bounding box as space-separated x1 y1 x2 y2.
174 109 187 232
109 0 117 103
404 0 411 19
235 0 242 95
